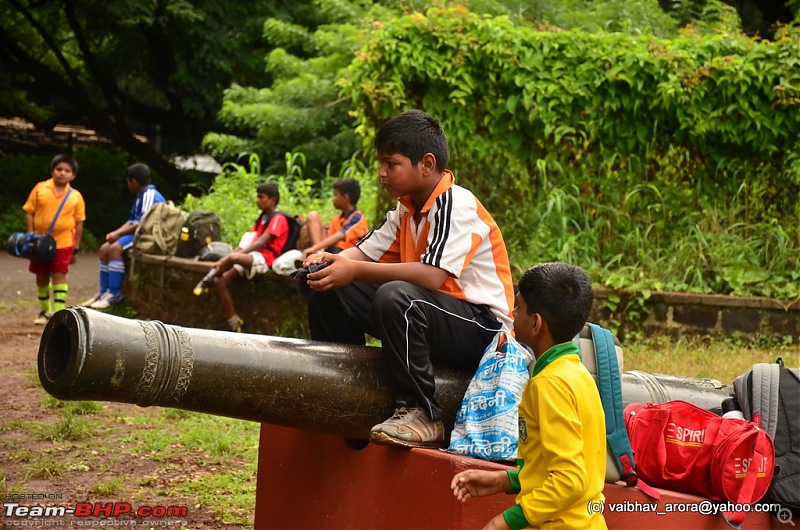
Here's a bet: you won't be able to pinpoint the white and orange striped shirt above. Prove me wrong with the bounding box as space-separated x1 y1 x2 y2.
357 170 514 331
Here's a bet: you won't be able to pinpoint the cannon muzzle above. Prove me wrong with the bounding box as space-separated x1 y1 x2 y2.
39 308 731 440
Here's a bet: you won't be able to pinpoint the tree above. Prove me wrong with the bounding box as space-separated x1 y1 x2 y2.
201 0 685 182
202 0 383 180
0 0 289 187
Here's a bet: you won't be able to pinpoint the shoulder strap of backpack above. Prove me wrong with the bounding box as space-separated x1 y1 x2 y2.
589 324 636 483
141 203 166 251
46 188 72 235
589 323 659 499
751 363 780 438
259 211 287 257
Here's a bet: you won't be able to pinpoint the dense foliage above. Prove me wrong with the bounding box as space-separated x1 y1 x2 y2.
202 0 686 180
201 2 368 181
340 6 800 299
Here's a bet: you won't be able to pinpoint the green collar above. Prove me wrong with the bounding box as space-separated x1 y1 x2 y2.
530 342 580 377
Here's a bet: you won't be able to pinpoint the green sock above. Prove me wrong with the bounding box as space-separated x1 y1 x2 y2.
37 284 52 314
53 283 68 312
227 315 243 331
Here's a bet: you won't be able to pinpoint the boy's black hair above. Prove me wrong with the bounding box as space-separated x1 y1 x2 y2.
256 182 280 206
518 262 593 344
375 109 449 172
51 154 77 173
333 178 361 207
126 163 151 186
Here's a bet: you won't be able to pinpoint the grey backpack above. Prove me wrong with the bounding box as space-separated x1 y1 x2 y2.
733 358 800 512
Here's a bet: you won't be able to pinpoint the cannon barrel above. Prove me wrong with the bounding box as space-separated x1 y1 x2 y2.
39 308 731 440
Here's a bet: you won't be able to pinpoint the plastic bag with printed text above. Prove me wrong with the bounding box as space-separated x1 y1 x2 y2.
447 331 533 461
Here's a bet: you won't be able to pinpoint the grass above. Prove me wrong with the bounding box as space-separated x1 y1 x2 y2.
624 334 797 384
2 366 260 527
91 477 123 496
24 454 67 479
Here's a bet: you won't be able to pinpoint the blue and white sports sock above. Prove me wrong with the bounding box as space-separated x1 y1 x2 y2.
99 261 109 294
108 260 126 295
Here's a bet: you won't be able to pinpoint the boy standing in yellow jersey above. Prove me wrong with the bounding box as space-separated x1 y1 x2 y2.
451 263 607 530
301 110 514 448
23 154 86 324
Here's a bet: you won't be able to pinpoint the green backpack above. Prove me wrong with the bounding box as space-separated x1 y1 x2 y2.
133 202 185 256
175 210 222 258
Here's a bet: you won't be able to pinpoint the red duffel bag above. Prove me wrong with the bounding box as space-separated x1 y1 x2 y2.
625 400 774 526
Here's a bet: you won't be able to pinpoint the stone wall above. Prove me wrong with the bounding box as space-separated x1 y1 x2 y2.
127 253 309 336
126 253 800 340
592 287 800 340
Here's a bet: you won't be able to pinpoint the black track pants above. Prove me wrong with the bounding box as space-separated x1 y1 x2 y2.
308 280 502 420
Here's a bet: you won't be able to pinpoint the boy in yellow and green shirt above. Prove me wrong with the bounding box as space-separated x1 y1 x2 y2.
451 262 607 529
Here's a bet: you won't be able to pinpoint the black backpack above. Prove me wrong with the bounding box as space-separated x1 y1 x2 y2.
733 358 800 512
176 210 221 258
266 211 304 255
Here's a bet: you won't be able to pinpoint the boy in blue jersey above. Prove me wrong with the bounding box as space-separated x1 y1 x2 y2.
82 163 166 309
451 263 607 530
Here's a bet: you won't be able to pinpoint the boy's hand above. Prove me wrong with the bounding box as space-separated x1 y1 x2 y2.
304 253 355 291
451 470 510 503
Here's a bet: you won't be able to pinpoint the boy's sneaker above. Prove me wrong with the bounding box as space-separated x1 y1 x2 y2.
192 278 212 296
193 268 217 296
80 293 103 307
369 407 445 448
33 311 53 325
90 292 124 309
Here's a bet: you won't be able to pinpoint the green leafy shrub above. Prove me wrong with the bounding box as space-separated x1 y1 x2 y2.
180 152 376 246
341 6 800 299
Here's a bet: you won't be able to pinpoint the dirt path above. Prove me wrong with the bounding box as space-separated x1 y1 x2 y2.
0 252 247 528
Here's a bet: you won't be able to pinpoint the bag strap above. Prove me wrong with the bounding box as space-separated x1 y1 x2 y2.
589 325 635 482
751 363 780 437
722 426 770 528
262 211 298 256
46 188 72 236
589 323 660 499
152 204 168 253
261 211 280 257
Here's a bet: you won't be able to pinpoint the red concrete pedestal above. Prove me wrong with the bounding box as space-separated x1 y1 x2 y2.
255 425 791 529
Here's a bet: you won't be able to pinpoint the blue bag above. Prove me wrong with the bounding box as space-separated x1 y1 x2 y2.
6 188 71 261
447 331 533 461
